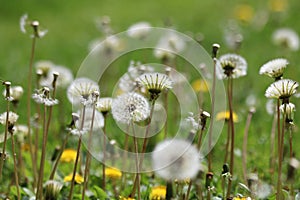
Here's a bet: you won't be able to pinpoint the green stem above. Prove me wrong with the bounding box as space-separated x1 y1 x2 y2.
36 104 47 199
69 105 86 200
207 58 217 172
10 130 20 200
0 101 10 179
27 36 38 188
226 77 235 198
242 109 254 184
82 102 97 199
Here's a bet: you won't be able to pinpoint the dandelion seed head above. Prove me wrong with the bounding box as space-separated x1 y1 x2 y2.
154 32 186 60
118 61 154 92
265 79 298 100
280 102 295 122
0 112 19 125
67 78 99 106
96 97 113 114
259 58 288 79
152 139 201 181
111 92 150 124
217 53 247 79
137 73 172 100
71 107 104 135
44 180 63 200
127 22 151 39
272 28 299 51
2 86 24 102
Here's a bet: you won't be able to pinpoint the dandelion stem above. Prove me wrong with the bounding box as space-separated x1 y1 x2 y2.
129 122 141 200
163 89 169 139
288 125 293 159
270 111 277 178
10 130 20 200
226 76 235 198
0 100 10 179
101 115 107 191
69 105 86 200
27 36 37 188
36 104 48 199
185 180 193 200
82 99 98 199
131 100 155 197
224 121 231 164
242 108 254 184
207 57 217 172
277 104 286 200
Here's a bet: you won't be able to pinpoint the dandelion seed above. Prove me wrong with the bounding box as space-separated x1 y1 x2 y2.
105 167 122 179
67 77 99 106
265 79 298 101
259 58 288 79
149 185 166 200
217 53 247 79
137 73 172 101
272 28 299 51
152 139 201 181
127 22 151 39
60 149 78 163
111 92 150 124
20 14 28 33
64 173 84 184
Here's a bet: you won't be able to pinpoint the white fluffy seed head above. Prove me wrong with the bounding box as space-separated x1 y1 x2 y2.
216 53 247 79
152 139 201 181
111 92 150 124
265 79 298 99
259 58 288 79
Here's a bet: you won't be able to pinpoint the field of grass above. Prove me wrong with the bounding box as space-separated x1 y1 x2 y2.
1 0 300 199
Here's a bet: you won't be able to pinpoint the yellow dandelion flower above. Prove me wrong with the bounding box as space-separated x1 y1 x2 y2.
234 4 254 23
150 185 166 200
63 173 84 184
105 167 122 179
60 149 78 163
216 111 238 122
269 0 288 12
233 197 251 200
192 79 209 92
119 196 135 200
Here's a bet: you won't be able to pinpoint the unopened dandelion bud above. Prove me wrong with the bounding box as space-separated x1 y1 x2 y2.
222 163 230 175
52 72 59 89
3 81 11 100
51 146 61 162
31 20 39 37
70 113 80 127
212 43 220 58
43 87 50 98
205 172 214 189
200 110 210 129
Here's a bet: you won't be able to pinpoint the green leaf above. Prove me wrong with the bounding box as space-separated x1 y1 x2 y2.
92 185 108 199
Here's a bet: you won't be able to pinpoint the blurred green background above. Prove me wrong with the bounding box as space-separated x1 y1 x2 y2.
1 0 300 187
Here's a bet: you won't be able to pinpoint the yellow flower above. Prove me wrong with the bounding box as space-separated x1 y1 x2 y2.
119 196 135 200
216 111 238 122
234 4 254 23
149 185 166 200
60 149 78 163
192 79 209 92
268 0 288 12
63 173 84 184
233 197 251 200
105 167 122 179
